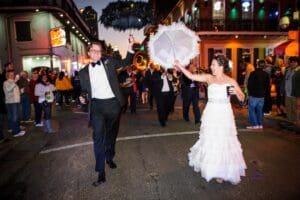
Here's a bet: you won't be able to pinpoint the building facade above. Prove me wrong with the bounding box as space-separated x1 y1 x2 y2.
0 0 93 75
149 0 299 82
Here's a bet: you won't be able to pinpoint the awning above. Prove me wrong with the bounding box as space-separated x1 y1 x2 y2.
285 41 299 56
274 41 292 56
274 40 299 56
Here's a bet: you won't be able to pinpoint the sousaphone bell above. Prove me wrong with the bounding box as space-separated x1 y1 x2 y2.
133 51 149 71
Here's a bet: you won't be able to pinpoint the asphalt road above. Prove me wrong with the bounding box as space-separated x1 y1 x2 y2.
1 102 300 200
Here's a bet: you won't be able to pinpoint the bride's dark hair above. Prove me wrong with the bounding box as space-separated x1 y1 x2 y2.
213 55 230 72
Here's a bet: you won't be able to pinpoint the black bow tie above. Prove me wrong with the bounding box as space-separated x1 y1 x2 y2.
91 61 101 67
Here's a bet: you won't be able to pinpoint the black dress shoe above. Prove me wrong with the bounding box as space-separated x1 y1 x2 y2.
160 122 166 127
195 120 201 125
92 172 106 187
184 118 190 122
106 160 117 169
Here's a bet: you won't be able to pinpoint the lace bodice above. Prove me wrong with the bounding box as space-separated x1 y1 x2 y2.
207 83 231 102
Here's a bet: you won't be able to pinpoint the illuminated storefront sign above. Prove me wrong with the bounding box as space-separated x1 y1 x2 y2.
50 27 66 47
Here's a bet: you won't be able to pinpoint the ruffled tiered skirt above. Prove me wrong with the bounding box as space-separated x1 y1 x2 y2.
188 101 247 185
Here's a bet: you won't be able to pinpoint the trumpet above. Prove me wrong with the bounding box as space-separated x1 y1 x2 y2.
133 51 149 71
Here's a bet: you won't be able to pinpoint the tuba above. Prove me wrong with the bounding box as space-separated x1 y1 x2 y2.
133 51 149 71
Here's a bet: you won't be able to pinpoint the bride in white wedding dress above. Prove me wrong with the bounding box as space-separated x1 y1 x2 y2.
175 55 247 185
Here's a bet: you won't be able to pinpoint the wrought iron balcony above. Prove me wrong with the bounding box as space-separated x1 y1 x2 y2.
186 19 282 32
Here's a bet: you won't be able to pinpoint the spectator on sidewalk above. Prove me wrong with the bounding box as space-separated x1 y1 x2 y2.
263 56 273 115
0 62 14 83
71 70 81 105
243 57 255 90
0 69 6 143
246 60 270 129
17 70 32 123
35 74 55 133
3 70 25 137
55 71 73 107
273 67 286 116
283 56 299 124
29 70 43 127
292 58 300 127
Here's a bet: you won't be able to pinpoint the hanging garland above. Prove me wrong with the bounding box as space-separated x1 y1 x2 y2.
100 1 154 31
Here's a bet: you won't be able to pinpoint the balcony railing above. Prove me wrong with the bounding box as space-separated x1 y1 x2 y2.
186 19 281 32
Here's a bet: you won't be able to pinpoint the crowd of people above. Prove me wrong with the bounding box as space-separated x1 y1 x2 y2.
0 62 82 143
1 54 298 143
0 42 299 186
243 56 300 129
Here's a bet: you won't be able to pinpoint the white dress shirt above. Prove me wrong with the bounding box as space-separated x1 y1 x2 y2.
161 74 170 92
89 61 115 99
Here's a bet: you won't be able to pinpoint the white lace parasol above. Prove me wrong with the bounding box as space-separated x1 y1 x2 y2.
148 22 200 69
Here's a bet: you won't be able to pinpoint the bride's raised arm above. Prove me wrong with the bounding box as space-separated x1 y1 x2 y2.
174 60 210 83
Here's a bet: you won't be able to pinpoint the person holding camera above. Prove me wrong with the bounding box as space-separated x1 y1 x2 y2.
34 74 55 133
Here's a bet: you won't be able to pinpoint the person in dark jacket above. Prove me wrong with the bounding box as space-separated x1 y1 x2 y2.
181 63 201 124
144 63 156 110
71 70 81 105
151 68 174 127
17 70 32 122
290 57 300 126
283 56 299 124
79 37 134 187
272 67 285 116
246 60 270 129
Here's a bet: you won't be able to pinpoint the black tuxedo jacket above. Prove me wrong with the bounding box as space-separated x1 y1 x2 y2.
79 52 134 109
150 70 174 97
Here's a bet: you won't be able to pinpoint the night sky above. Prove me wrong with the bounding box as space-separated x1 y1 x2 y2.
74 0 148 57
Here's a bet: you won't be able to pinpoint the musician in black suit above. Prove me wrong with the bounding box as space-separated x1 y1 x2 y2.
79 37 134 187
181 64 201 124
118 65 137 114
144 63 156 110
151 68 174 127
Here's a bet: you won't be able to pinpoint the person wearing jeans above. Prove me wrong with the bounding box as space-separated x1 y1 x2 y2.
247 60 270 129
248 96 264 128
29 70 42 126
17 71 32 122
35 74 55 133
3 70 25 137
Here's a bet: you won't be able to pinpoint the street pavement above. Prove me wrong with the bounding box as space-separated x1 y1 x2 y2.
0 99 300 200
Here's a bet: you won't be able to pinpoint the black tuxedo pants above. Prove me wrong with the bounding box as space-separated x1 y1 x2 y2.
182 87 201 123
90 98 121 172
155 91 173 126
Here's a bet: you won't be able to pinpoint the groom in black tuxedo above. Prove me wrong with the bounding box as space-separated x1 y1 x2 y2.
79 36 134 186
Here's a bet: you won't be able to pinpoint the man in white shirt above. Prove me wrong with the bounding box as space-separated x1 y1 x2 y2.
150 68 174 127
79 36 134 187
